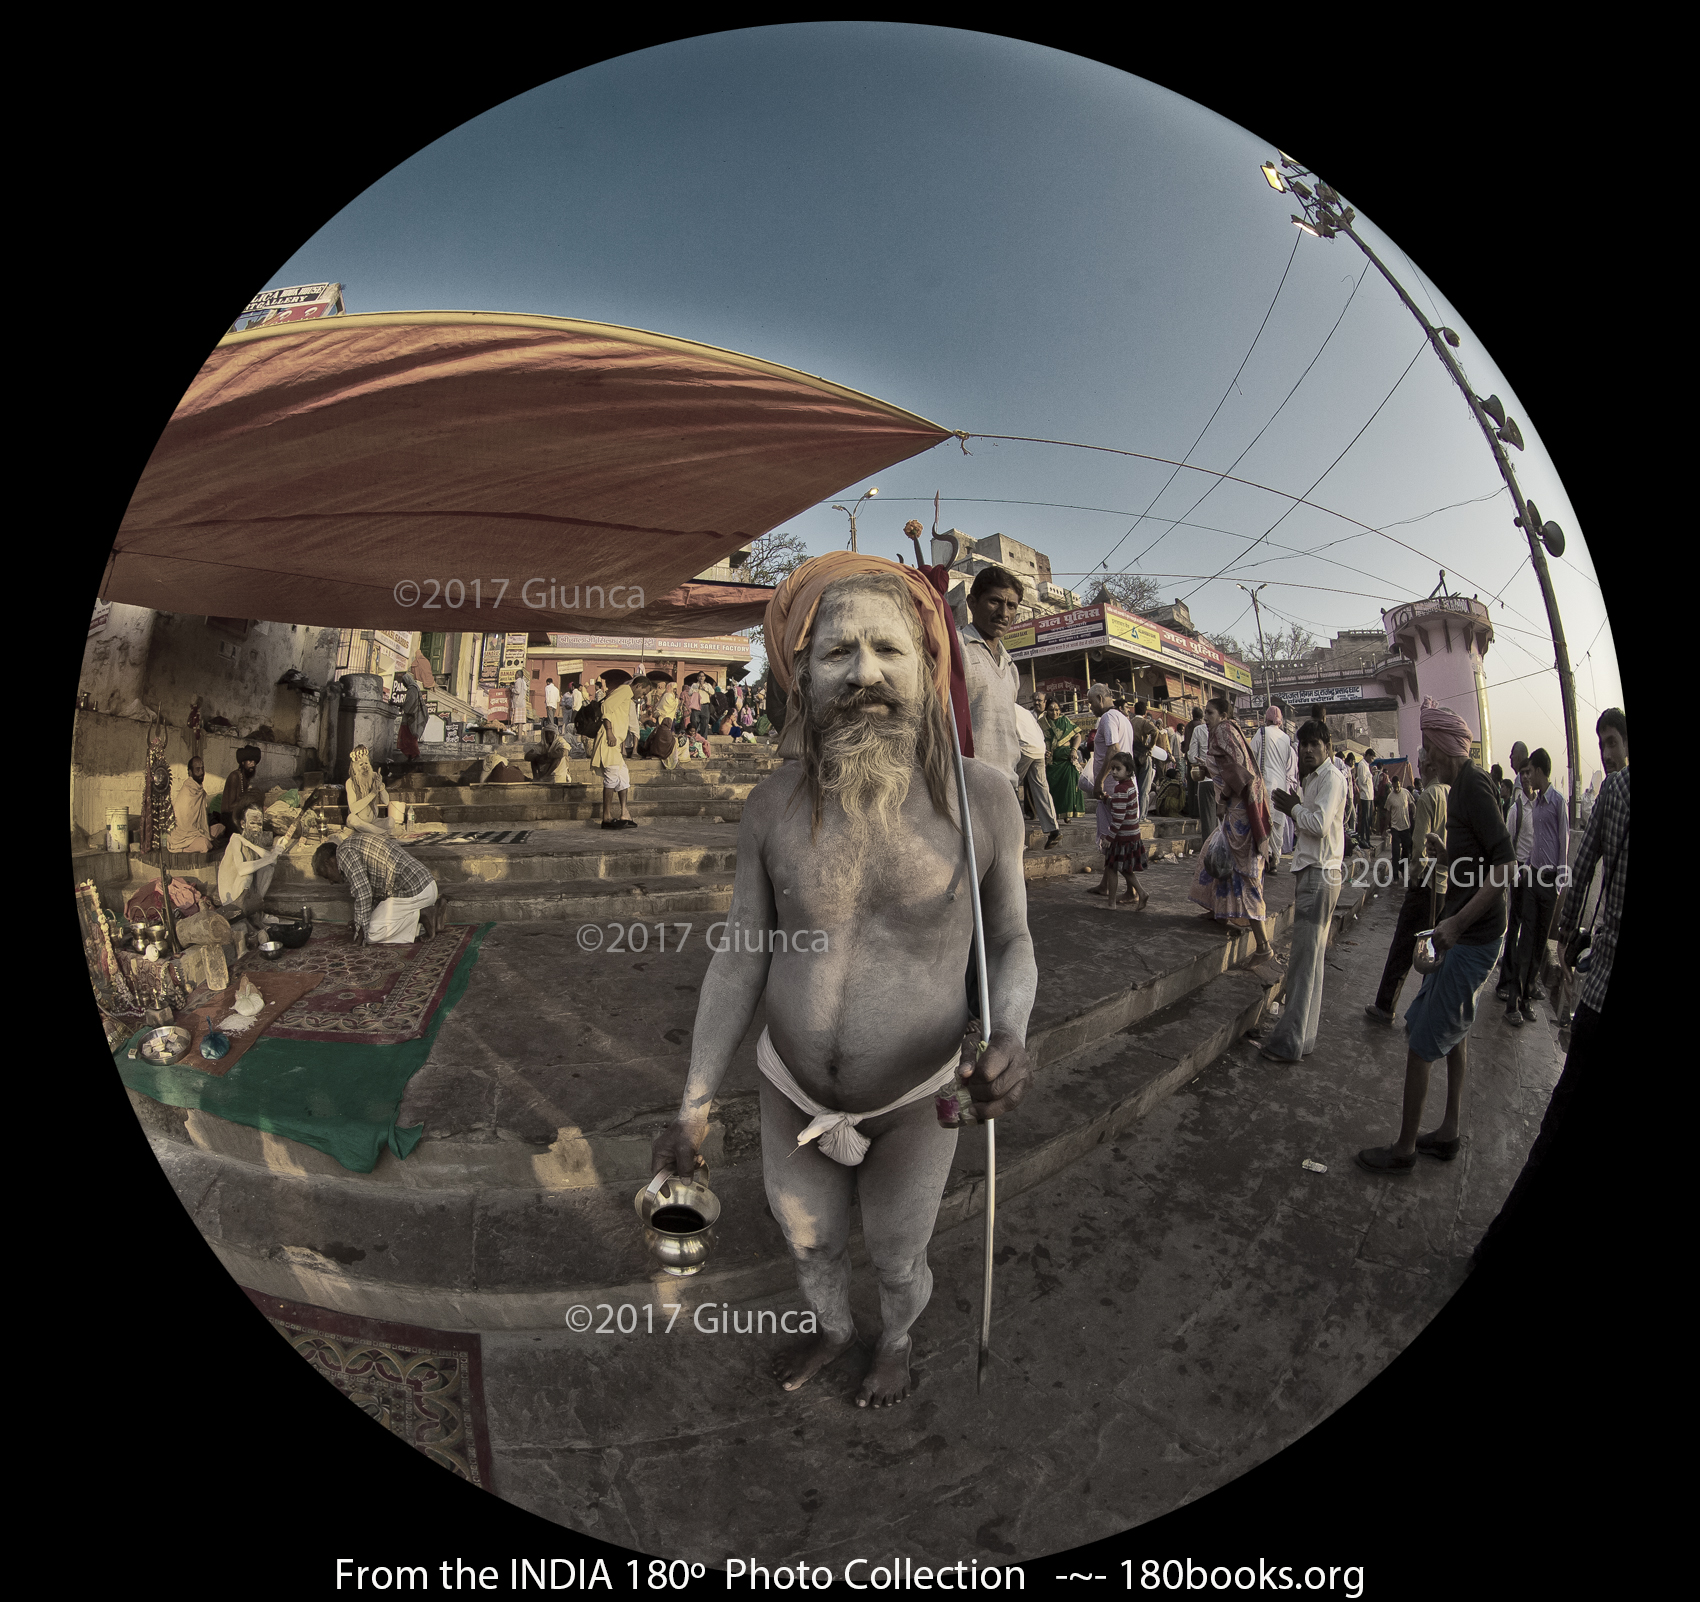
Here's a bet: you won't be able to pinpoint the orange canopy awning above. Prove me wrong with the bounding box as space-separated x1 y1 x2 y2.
106 312 955 636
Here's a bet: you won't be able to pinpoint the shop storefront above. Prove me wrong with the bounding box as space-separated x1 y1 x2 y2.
522 633 755 720
1003 604 1252 719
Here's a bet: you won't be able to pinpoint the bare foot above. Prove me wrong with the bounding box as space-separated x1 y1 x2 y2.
773 1331 857 1393
856 1342 913 1408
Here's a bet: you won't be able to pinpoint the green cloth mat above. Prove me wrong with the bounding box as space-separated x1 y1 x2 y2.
115 925 490 1173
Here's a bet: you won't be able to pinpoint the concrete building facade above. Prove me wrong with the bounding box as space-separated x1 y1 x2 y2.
1380 594 1496 769
1230 596 1497 766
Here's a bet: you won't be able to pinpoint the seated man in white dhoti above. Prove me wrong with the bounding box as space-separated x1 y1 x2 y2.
217 799 277 934
532 725 574 784
310 834 441 943
650 555 1036 1409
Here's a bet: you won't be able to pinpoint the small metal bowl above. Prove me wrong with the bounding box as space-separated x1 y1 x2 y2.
138 1026 191 1066
257 940 285 960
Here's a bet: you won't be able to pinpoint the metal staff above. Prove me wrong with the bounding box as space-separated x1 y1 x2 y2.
946 690 997 1393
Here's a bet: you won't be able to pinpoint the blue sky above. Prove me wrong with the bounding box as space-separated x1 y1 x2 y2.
259 23 1617 776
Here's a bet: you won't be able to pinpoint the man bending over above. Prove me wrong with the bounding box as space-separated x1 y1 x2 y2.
312 833 443 943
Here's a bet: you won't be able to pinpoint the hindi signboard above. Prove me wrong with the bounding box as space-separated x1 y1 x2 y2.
500 633 529 685
1005 603 1251 691
1239 685 1365 710
231 282 345 334
544 632 751 658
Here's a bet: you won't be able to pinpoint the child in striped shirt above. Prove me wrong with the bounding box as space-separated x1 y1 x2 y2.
1098 751 1150 911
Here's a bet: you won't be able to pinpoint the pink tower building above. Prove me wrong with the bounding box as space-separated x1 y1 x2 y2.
1377 594 1496 770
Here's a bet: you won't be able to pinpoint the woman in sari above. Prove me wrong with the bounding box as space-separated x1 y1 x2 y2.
1187 701 1275 958
1043 699 1084 821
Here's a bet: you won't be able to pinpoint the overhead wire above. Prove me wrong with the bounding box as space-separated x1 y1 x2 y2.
879 490 1508 604
1090 232 1304 577
1119 261 1373 571
1178 340 1431 604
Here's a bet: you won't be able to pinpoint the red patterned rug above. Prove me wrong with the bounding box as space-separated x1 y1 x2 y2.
245 1289 492 1486
232 925 480 1046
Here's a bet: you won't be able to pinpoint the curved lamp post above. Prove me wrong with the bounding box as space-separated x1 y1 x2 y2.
1259 154 1582 824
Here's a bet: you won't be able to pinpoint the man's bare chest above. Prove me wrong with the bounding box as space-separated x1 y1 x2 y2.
763 800 970 933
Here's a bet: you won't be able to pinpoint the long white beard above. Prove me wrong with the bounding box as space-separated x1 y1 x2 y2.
817 700 921 843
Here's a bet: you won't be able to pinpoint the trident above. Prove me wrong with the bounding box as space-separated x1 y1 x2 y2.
946 691 997 1394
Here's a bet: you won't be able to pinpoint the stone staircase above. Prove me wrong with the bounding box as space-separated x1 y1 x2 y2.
258 751 1199 927
126 848 1389 1334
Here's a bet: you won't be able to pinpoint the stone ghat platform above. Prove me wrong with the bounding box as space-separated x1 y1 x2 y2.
133 854 1374 1332
260 813 1198 925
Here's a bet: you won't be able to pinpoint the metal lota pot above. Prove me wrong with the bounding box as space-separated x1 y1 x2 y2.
634 1168 721 1276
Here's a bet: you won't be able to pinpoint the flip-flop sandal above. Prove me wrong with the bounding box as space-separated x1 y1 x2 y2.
1415 1133 1461 1162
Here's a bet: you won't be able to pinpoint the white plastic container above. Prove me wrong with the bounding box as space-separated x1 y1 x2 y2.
106 807 130 853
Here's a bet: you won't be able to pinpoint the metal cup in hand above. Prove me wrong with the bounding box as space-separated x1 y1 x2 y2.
635 1164 720 1276
1411 928 1443 975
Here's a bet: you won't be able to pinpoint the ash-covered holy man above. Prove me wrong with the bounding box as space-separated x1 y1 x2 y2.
650 555 1037 1408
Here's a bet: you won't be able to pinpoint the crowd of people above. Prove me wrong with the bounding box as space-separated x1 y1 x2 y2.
1354 704 1627 1208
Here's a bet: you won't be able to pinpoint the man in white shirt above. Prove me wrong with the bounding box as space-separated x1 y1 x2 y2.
1185 708 1215 850
1129 699 1165 818
1082 682 1135 868
1260 718 1349 1062
1251 708 1296 858
959 566 1059 847
569 681 584 717
1353 748 1376 848
544 676 561 725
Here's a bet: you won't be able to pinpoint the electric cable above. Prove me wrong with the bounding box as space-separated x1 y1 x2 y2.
1179 340 1431 604
1118 261 1373 571
1090 232 1303 577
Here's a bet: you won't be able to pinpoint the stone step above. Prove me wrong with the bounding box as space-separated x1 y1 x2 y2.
393 768 775 792
268 873 736 926
318 790 751 824
140 874 1306 1328
172 927 1297 1331
389 754 784 784
268 837 740 888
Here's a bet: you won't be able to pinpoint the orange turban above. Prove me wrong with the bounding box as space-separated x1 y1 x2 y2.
765 553 959 717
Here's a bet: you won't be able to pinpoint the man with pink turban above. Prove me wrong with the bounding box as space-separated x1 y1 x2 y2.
1358 698 1514 1175
648 552 1036 1409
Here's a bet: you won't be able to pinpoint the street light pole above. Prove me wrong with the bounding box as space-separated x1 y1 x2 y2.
1238 581 1274 723
1260 157 1583 826
831 487 879 553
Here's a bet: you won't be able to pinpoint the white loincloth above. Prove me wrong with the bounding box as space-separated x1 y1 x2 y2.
756 1027 962 1166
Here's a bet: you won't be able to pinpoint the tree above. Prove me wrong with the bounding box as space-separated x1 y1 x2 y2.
739 529 813 660
1086 570 1164 617
1204 631 1248 661
744 529 811 588
1272 620 1319 660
